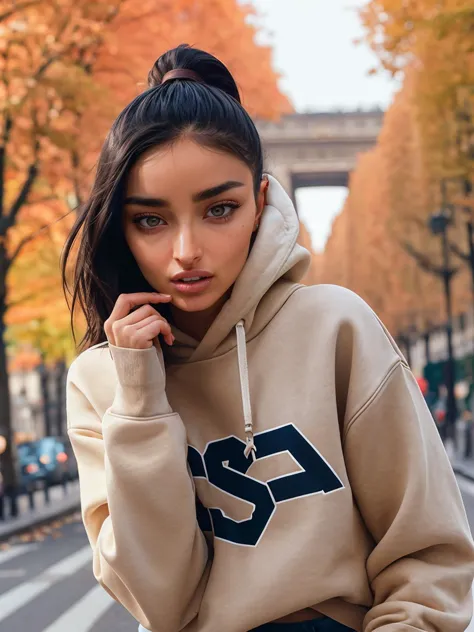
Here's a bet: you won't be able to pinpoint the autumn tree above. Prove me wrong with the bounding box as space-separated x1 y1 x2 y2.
320 0 474 348
0 0 132 515
362 1 474 322
319 81 451 336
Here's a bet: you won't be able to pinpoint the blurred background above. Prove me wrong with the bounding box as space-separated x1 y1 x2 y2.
0 0 474 630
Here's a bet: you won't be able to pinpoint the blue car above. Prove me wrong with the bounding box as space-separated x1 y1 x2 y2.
17 442 45 492
34 436 78 486
17 436 79 491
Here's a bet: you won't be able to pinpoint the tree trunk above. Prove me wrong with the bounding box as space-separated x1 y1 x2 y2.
0 241 19 517
38 358 53 436
55 359 67 436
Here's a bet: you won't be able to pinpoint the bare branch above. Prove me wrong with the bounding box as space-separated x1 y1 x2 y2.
0 38 14 218
450 241 471 263
31 13 75 80
6 231 45 272
402 241 436 273
14 15 77 111
1 160 39 234
6 278 61 309
402 240 460 280
70 148 83 207
1 121 41 234
32 195 58 205
0 115 12 217
5 206 74 270
6 290 45 310
0 0 42 23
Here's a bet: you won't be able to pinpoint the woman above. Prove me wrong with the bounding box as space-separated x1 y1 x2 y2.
63 45 474 632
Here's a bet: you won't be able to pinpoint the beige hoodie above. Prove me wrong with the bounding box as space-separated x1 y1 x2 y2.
67 176 474 632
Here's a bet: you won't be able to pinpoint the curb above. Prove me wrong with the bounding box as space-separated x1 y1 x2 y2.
0 500 81 543
453 465 474 484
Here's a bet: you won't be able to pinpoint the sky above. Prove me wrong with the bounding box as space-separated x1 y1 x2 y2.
250 0 398 252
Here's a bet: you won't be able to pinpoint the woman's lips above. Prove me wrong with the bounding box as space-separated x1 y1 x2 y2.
170 276 213 294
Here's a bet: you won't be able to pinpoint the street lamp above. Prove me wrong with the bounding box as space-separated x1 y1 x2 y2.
428 201 458 444
458 179 474 315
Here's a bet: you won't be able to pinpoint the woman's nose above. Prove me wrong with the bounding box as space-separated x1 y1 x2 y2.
174 225 203 266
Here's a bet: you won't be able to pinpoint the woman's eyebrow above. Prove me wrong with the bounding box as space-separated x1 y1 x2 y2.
124 180 245 208
124 195 167 207
192 180 245 202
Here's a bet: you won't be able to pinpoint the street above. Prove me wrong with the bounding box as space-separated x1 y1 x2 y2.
0 477 473 632
0 514 137 632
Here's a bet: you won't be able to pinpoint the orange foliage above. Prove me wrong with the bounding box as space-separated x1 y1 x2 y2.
361 0 474 183
76 0 292 183
297 222 320 286
8 345 41 372
320 78 471 335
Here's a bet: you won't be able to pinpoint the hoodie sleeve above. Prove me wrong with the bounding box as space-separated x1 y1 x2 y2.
66 344 209 632
343 359 474 632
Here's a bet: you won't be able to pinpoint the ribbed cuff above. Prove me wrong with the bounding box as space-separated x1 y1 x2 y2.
108 344 172 417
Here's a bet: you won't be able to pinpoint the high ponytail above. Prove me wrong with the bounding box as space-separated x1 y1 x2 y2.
147 43 242 103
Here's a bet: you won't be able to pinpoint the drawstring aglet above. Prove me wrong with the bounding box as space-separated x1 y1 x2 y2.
244 436 257 462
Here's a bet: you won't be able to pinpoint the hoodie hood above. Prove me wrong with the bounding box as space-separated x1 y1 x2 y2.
167 175 311 363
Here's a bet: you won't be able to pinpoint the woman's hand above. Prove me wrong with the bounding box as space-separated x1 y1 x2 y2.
104 292 174 350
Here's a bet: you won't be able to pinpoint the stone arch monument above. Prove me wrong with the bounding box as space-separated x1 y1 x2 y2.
255 110 384 209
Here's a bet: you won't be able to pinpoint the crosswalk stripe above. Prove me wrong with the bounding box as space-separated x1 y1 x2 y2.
41 584 115 632
0 543 38 565
0 545 92 623
0 568 26 578
466 586 474 632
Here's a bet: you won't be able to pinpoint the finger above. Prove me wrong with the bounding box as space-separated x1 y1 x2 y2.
138 319 174 347
118 304 162 327
115 308 172 347
135 315 174 344
105 294 170 345
109 292 171 323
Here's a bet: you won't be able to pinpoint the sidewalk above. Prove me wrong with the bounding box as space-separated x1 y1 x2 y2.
452 455 474 482
449 424 474 482
0 480 81 542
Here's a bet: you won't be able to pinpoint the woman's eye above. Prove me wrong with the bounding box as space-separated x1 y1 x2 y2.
134 216 165 229
207 203 238 219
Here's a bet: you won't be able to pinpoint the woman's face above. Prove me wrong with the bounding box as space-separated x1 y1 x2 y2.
123 137 267 316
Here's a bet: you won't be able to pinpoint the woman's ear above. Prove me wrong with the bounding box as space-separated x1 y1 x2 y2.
254 176 269 231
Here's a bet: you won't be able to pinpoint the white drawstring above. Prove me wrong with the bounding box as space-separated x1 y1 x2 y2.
235 320 257 462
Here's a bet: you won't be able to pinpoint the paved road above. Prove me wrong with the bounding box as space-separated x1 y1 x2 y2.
0 514 137 632
1 477 474 632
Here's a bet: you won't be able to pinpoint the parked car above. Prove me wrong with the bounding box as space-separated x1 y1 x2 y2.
16 436 78 492
17 441 45 492
34 436 78 486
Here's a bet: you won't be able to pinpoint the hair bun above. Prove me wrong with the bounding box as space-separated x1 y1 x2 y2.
147 44 241 103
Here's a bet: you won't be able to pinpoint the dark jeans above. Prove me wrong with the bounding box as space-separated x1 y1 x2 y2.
251 617 354 632
139 616 354 632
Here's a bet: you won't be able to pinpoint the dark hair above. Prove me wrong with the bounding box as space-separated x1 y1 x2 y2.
61 44 264 352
